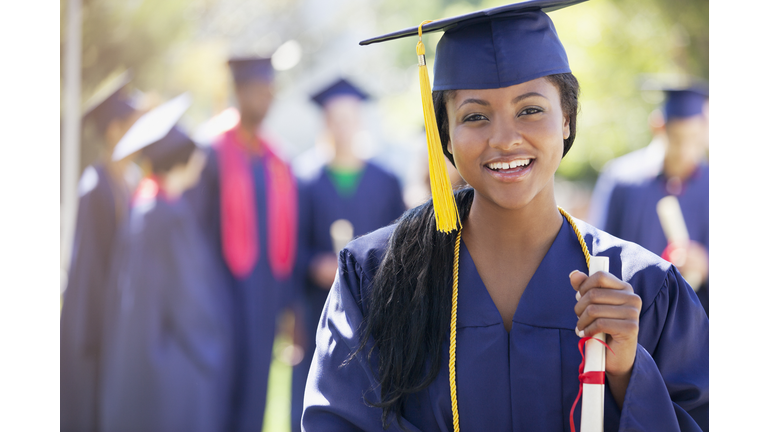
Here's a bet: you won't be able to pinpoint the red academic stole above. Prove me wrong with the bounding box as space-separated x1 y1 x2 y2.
214 126 297 281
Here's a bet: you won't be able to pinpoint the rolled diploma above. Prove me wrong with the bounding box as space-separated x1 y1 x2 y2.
581 255 610 432
656 196 702 290
330 219 354 254
656 195 690 245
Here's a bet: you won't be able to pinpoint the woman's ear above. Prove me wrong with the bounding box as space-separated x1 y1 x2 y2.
562 116 571 140
446 140 453 155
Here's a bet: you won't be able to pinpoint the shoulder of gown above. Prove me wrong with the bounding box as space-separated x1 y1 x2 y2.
577 219 709 431
339 224 395 300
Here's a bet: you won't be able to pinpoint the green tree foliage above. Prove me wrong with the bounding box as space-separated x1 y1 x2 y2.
61 0 193 97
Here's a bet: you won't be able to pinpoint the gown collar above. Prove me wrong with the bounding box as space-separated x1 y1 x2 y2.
457 214 590 330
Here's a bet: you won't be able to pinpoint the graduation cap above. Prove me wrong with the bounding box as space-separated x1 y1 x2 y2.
112 93 193 163
82 71 136 133
228 56 275 85
662 87 708 121
360 0 589 232
638 75 708 121
310 78 369 108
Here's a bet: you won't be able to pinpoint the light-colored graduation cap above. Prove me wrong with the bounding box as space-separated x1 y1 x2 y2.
112 92 192 161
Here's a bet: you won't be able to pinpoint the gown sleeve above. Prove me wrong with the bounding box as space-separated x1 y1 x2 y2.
619 265 709 431
302 248 420 432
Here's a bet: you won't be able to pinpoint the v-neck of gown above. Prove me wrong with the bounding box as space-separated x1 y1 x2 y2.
456 213 590 333
426 214 595 431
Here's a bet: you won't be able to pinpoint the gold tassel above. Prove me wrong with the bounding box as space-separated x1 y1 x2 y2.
417 21 461 233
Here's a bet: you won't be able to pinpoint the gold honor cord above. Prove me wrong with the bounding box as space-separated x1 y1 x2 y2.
417 21 461 233
448 207 590 431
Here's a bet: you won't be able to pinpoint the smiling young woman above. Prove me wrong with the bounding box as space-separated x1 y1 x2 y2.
301 1 709 431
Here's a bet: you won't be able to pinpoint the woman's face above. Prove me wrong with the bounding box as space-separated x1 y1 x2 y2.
446 77 569 211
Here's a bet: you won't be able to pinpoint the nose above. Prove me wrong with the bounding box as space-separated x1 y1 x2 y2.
488 118 523 151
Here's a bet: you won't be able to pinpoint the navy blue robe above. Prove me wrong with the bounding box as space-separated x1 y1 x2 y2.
61 164 129 432
291 162 406 431
99 193 233 432
302 215 709 431
604 164 709 314
184 147 295 432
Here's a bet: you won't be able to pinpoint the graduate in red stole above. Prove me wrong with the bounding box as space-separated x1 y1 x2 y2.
184 56 298 432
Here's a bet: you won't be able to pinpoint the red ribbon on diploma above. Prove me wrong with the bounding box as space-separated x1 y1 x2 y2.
569 336 614 432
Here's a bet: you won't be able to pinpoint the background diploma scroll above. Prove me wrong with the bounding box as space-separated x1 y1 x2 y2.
581 255 610 432
656 195 690 245
656 195 702 291
330 219 354 254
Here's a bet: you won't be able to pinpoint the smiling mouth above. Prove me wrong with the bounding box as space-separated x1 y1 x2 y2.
485 159 533 173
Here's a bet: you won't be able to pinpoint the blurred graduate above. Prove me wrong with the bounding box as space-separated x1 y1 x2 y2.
302 1 708 431
588 107 666 231
604 85 709 315
183 56 299 432
60 72 143 432
290 78 406 432
98 94 233 432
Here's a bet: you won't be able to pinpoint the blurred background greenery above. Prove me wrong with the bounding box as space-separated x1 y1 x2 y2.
60 1 707 430
61 0 707 183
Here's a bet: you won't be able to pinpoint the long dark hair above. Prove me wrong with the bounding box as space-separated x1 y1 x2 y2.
348 73 580 428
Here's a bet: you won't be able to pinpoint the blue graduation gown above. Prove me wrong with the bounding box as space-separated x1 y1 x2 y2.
604 164 709 314
588 138 665 230
61 164 129 432
99 193 233 432
184 147 295 432
303 215 709 431
291 163 406 431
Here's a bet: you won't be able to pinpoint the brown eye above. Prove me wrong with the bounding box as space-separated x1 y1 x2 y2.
519 107 543 116
463 114 488 122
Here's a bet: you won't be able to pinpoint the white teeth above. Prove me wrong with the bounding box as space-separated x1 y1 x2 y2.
488 159 531 170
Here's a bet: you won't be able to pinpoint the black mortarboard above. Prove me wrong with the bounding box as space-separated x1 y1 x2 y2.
359 0 589 233
82 71 136 133
310 78 369 108
228 56 275 85
112 93 193 162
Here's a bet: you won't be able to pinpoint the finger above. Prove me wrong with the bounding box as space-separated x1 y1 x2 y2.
576 304 641 331
569 270 588 297
579 317 639 342
576 271 633 297
574 288 642 316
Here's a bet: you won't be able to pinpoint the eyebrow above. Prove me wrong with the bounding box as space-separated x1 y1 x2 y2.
456 92 547 109
512 92 546 103
457 98 489 109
